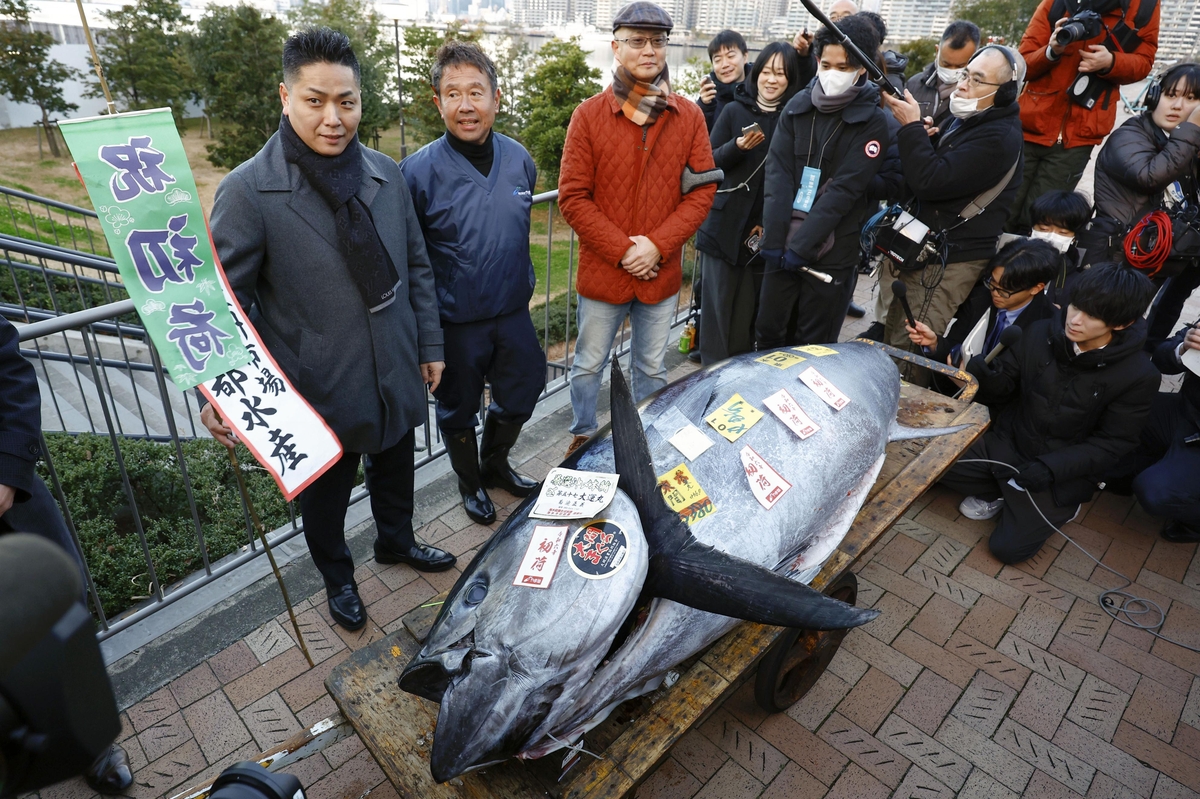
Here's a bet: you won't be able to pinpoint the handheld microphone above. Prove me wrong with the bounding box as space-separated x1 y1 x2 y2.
984 325 1022 364
892 280 917 331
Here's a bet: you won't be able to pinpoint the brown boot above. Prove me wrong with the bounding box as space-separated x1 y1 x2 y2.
565 434 589 459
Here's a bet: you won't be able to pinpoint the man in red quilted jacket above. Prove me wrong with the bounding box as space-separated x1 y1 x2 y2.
558 1 716 457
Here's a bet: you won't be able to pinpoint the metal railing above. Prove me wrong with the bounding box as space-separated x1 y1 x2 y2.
14 189 700 641
1 185 107 256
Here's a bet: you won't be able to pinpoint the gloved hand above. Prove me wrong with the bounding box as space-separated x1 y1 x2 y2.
1014 460 1054 493
783 249 809 272
760 249 783 269
965 354 1001 385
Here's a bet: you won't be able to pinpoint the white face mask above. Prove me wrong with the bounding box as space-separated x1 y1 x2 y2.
949 90 996 118
1030 229 1074 252
817 68 859 97
935 50 964 85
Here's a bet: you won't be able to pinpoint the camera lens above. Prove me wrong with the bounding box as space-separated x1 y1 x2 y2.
209 762 303 799
1055 21 1084 45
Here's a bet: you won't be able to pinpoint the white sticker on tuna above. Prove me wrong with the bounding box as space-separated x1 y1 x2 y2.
513 525 569 589
762 389 821 439
798 366 851 410
530 468 621 520
668 423 715 460
567 520 629 579
740 445 791 510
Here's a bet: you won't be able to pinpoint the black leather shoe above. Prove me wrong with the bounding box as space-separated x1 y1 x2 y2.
847 301 866 318
1161 519 1200 544
375 540 457 571
85 744 133 794
862 321 885 341
480 416 539 497
443 427 497 524
327 585 366 630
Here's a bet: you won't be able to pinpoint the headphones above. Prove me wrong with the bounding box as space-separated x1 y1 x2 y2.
1146 77 1162 111
969 44 1021 107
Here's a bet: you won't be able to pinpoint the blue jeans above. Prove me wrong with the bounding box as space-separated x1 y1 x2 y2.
569 293 677 436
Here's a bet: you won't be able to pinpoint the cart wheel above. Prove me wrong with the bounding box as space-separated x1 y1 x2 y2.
754 572 860 713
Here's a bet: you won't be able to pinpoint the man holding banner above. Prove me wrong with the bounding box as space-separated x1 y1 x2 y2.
201 28 455 630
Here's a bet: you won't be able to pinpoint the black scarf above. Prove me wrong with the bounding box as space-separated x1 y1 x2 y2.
279 115 399 313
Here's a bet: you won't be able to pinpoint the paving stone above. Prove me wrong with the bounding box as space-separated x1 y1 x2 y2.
127 739 207 798
1172 722 1200 762
935 716 1034 793
998 632 1086 690
375 561 420 591
278 649 349 713
306 747 385 799
787 669 851 732
1141 570 1200 614
863 592 919 644
895 668 961 736
853 575 885 610
959 596 1020 648
878 714 971 790
1050 635 1142 694
180 691 253 761
723 680 771 731
909 594 968 646
892 765 955 799
951 671 1017 736
126 687 179 733
834 667 902 734
223 647 310 710
827 646 869 686
818 712 911 788
332 619 387 653
209 640 259 685
1024 769 1089 798
636 756 702 799
296 693 338 728
698 709 787 785
1155 602 1200 676
168 663 220 709
1015 544 1059 578
1101 541 1151 584
39 776 99 799
1044 567 1105 603
1054 719 1159 798
284 609 347 666
757 714 847 787
1060 602 1115 651
953 564 1029 610
914 507 985 546
245 620 296 664
1067 674 1131 742
1010 599 1068 650
958 768 1019 799
240 691 302 751
877 533 928 574
1152 774 1200 799
1114 721 1200 793
321 733 365 769
841 627 923 686
758 761 826 799
137 711 194 762
996 566 1075 611
964 539 1006 577
918 535 973 576
994 718 1095 794
946 631 1031 690
1144 539 1196 584
905 562 981 608
891 517 941 545
1087 772 1142 799
1107 617 1156 653
365 577 436 627
893 629 976 688
1055 544 1102 581
1123 676 1186 742
860 562 934 607
1009 673 1074 740
671 729 727 783
1184 678 1200 729
691 759 763 799
1101 635 1193 696
823 763 890 799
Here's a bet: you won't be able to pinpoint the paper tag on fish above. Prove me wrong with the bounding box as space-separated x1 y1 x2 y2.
792 345 838 356
513 525 569 588
798 366 850 410
568 520 630 580
530 468 620 519
755 351 807 369
668 424 714 460
762 389 820 439
740 445 791 510
705 393 764 442
657 464 716 526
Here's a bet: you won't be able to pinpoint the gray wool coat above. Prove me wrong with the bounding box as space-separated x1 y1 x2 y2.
210 133 444 455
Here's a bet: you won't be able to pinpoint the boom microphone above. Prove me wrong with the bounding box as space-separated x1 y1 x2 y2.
793 0 902 97
984 325 1022 364
892 280 917 332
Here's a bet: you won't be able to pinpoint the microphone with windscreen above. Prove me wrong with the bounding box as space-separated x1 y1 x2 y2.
892 280 917 332
984 325 1022 364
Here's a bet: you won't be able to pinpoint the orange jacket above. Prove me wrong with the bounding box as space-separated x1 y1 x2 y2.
1018 0 1159 148
558 86 716 305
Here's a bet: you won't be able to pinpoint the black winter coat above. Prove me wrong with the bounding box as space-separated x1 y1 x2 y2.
978 310 1160 505
905 62 956 129
763 82 890 266
1153 323 1200 429
1093 114 1200 229
696 87 782 265
933 284 1054 364
867 113 904 205
0 318 44 504
697 67 750 132
896 102 1024 264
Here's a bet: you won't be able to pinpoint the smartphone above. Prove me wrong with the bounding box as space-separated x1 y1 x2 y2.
741 122 763 136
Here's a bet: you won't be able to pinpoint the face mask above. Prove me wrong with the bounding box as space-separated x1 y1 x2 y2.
935 50 964 85
817 68 858 97
949 90 996 118
1030 229 1074 252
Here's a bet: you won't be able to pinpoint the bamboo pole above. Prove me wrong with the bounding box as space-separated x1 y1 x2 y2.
74 0 116 115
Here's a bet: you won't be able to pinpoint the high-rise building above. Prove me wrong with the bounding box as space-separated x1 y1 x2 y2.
694 0 763 36
509 0 571 26
1155 0 1200 66
874 0 951 43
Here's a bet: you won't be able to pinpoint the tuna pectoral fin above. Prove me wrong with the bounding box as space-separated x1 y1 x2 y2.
648 543 879 631
888 421 969 442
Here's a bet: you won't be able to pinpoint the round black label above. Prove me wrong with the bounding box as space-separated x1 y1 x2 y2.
567 520 629 580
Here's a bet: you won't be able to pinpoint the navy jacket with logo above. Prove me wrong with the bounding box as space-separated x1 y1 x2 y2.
400 132 537 324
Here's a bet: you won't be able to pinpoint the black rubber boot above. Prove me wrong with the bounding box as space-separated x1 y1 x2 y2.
480 416 540 497
443 428 496 525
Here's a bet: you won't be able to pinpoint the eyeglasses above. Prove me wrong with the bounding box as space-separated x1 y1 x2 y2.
957 72 1005 90
615 35 670 49
983 275 1016 298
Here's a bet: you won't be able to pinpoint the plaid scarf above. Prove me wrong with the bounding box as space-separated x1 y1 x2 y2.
612 63 671 126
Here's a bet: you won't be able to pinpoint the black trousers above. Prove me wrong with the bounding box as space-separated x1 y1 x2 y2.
698 252 763 365
939 435 1079 565
298 429 416 590
1146 265 1200 351
434 309 547 431
1130 393 1200 530
755 261 855 348
0 474 87 593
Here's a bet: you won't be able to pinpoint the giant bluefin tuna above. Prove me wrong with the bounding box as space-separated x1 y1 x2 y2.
400 343 962 781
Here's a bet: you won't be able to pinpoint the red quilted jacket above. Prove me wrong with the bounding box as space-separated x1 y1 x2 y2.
558 86 716 305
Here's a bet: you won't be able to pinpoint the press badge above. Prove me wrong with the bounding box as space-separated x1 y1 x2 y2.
793 166 821 212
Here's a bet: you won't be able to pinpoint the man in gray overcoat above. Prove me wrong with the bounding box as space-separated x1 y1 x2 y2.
202 28 455 631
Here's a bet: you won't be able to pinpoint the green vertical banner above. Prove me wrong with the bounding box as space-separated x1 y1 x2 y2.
59 108 251 388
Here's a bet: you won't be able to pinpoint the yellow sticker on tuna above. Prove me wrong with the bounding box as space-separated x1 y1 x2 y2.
792 345 838 356
755 351 807 369
657 463 715 526
705 393 764 442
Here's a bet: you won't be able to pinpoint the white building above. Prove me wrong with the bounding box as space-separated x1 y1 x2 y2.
1156 0 1200 67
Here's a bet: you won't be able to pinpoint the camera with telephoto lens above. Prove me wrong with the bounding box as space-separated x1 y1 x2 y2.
1055 8 1103 46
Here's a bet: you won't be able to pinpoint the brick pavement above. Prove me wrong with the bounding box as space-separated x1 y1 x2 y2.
24 285 1200 799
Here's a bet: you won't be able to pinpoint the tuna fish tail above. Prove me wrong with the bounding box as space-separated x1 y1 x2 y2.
888 421 969 442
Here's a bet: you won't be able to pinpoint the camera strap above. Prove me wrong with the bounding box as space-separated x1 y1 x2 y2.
951 157 1022 226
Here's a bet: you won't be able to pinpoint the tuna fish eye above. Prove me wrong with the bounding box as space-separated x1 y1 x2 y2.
465 583 488 606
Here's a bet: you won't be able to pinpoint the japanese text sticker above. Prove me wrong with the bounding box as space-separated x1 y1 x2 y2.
657 463 716 526
798 366 851 410
513 525 569 588
568 520 629 579
668 424 714 460
792 345 838 357
739 445 792 510
705 393 764 442
762 389 821 439
755 351 807 370
530 468 620 520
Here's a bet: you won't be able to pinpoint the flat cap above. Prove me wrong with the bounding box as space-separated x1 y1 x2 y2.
612 1 673 33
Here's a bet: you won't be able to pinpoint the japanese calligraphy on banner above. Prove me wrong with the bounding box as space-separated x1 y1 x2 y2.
657 464 715 526
59 109 250 387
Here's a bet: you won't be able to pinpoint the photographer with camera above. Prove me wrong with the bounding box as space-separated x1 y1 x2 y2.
1007 0 1160 233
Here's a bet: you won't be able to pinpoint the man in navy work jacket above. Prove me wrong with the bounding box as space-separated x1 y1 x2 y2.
401 41 547 526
